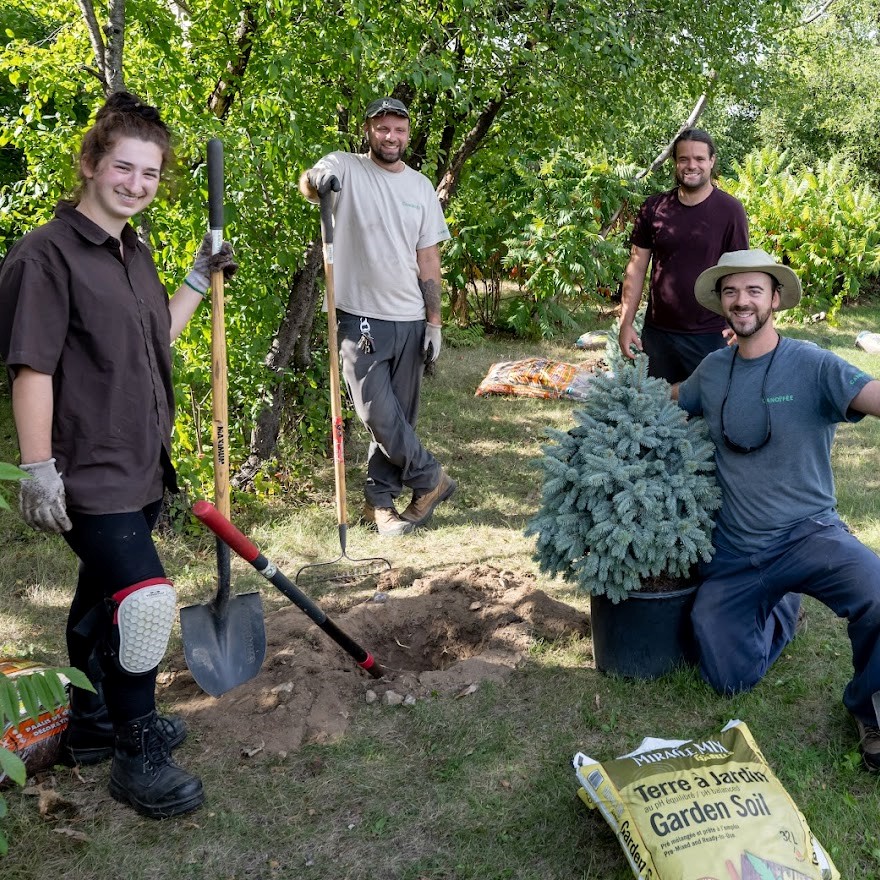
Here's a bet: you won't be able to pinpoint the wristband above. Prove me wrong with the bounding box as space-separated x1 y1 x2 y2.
184 272 209 296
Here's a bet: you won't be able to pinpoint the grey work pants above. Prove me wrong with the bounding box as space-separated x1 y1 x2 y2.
338 312 441 508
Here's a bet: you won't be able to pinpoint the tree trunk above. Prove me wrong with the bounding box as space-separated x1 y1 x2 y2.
208 4 257 119
435 93 508 209
76 0 126 93
232 237 323 488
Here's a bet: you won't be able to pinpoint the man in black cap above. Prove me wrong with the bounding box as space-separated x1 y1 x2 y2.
299 97 455 536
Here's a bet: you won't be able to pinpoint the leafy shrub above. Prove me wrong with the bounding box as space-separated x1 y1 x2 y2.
501 150 641 338
525 335 721 603
445 148 641 337
730 150 880 321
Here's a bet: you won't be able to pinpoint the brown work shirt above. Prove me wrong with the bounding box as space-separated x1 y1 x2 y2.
0 201 177 514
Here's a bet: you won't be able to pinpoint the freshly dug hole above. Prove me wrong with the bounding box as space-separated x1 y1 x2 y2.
162 564 589 757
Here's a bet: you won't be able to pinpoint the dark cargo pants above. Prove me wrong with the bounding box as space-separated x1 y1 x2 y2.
338 311 441 508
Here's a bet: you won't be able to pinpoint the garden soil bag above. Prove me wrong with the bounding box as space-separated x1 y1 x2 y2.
573 720 839 880
0 659 70 786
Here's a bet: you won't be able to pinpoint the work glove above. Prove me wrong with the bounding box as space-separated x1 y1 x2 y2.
422 323 441 378
423 323 442 363
19 458 72 534
307 169 341 196
184 232 238 295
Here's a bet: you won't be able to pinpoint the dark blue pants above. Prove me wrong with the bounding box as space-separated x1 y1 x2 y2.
338 312 441 508
692 515 880 726
63 500 165 723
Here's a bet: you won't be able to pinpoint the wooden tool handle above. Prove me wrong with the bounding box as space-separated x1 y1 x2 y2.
207 138 230 521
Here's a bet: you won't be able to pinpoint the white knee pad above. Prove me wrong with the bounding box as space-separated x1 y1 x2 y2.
110 579 177 674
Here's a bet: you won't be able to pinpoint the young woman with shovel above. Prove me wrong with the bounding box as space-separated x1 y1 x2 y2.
0 91 236 818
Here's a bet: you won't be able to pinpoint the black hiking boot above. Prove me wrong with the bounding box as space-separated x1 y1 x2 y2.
108 711 204 819
60 685 187 766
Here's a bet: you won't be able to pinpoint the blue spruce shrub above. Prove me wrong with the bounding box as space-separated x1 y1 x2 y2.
525 348 721 603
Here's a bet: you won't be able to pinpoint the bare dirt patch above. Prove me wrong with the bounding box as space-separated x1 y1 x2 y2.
162 564 589 757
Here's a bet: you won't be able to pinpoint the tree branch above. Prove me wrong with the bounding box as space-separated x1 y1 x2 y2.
105 0 126 93
75 0 108 90
208 3 257 119
435 92 509 209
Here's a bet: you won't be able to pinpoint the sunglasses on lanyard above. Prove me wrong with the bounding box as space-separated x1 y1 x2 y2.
719 338 780 454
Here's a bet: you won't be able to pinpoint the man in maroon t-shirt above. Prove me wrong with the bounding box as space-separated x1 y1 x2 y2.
618 128 749 383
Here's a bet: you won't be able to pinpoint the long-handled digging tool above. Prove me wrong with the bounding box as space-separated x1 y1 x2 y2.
295 189 391 589
193 501 385 679
180 139 266 697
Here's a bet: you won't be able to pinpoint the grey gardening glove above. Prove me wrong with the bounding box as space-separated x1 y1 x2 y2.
307 169 341 196
184 232 238 295
19 458 72 533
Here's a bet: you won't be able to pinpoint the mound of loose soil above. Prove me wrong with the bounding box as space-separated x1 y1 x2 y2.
162 565 589 757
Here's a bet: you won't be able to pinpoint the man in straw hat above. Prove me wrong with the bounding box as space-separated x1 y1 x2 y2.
672 248 880 772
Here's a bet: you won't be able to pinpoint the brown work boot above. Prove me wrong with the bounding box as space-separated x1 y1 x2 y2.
373 506 414 537
361 502 376 525
852 713 880 772
401 469 457 527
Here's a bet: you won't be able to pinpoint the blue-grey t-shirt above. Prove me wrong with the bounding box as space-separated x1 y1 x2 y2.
678 336 872 554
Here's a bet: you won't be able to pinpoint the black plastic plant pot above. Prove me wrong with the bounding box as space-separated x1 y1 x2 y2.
590 584 698 680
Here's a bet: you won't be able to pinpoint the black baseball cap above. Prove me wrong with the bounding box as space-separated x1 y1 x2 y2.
365 97 410 119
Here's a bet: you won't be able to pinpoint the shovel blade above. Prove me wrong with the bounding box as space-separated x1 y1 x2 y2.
180 592 266 697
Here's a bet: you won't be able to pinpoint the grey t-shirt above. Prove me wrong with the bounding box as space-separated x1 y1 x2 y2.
678 336 872 554
310 151 450 321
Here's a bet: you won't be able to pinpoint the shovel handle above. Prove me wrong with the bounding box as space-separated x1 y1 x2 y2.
194 500 260 562
192 501 384 678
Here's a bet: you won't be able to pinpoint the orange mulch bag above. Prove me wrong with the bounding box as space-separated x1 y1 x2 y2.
573 720 839 880
1 659 70 785
475 357 598 401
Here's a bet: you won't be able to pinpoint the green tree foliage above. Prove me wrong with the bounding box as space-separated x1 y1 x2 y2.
729 150 880 321
526 335 721 603
0 0 799 497
753 0 880 189
0 461 25 511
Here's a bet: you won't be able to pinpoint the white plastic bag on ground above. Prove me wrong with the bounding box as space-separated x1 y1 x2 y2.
573 720 839 880
855 331 880 354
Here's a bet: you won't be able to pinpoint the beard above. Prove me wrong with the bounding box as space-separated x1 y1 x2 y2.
366 131 407 167
371 144 404 165
675 168 711 191
725 305 773 338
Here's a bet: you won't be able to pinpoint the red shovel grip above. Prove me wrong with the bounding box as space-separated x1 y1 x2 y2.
193 501 260 563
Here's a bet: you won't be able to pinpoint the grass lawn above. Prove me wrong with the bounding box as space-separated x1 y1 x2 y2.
2 306 880 879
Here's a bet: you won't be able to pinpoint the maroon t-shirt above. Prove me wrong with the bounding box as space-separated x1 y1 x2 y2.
0 202 176 514
630 186 749 334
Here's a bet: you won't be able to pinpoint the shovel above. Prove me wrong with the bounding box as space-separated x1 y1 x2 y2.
180 138 266 697
193 501 385 679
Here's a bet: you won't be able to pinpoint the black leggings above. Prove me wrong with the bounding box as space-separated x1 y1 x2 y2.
63 500 166 723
